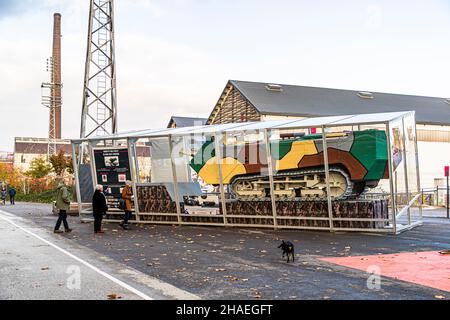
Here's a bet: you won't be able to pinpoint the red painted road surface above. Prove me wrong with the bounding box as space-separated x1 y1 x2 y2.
321 251 450 293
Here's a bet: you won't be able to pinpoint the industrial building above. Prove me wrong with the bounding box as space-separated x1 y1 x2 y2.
207 80 450 188
13 137 72 172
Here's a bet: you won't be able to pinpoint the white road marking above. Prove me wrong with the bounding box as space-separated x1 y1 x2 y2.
0 210 152 300
0 210 20 218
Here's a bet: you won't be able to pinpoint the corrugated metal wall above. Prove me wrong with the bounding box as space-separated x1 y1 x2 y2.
417 129 450 142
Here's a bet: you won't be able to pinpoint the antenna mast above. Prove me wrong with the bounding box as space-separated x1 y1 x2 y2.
80 0 117 138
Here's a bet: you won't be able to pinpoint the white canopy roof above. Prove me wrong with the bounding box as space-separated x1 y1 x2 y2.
72 111 414 143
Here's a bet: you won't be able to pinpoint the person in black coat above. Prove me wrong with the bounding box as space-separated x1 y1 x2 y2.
8 187 16 205
92 185 108 234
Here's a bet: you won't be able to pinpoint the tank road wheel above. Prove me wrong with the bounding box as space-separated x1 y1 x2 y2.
327 172 349 198
286 189 296 199
230 167 353 201
233 180 264 200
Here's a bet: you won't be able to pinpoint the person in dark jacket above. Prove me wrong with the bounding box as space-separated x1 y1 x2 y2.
8 187 16 205
92 184 108 234
54 181 72 233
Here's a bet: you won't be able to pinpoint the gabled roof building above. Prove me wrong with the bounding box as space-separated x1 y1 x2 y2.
207 80 450 188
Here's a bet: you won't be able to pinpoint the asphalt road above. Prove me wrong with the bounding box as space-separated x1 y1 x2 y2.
1 202 450 300
0 208 198 300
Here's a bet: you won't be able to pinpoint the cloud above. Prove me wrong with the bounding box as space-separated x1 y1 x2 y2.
1 0 450 152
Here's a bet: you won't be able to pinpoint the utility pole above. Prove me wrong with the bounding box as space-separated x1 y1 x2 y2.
80 0 118 139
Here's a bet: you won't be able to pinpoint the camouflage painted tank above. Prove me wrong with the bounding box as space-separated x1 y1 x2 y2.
190 130 390 200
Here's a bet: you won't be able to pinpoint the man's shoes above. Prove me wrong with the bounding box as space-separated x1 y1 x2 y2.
95 230 105 234
54 230 64 234
65 229 72 233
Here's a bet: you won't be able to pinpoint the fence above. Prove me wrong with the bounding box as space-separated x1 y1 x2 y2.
421 186 449 207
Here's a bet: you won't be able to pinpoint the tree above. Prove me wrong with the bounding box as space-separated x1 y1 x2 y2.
0 163 23 188
26 157 53 179
49 150 72 176
66 155 75 175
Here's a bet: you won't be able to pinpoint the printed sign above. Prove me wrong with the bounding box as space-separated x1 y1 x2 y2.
93 148 131 199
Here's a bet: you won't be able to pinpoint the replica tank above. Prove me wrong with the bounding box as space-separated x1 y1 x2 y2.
190 130 391 200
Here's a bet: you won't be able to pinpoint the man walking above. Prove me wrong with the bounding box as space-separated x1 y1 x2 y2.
8 187 16 205
54 180 72 233
120 181 133 230
92 184 108 234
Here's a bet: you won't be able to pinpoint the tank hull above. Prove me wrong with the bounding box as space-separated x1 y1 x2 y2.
190 130 390 199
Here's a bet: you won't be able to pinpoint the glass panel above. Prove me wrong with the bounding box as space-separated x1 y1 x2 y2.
221 129 274 227
268 127 330 229
75 141 95 220
273 115 351 130
177 132 223 224
135 138 152 183
389 118 408 223
329 112 407 126
326 124 391 230
403 113 421 224
136 136 178 223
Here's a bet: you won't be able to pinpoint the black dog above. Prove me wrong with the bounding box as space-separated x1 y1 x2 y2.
278 240 295 263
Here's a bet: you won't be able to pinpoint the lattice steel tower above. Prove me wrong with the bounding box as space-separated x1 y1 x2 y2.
80 0 117 138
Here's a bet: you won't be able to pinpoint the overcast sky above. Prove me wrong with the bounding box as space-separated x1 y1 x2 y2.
0 0 449 151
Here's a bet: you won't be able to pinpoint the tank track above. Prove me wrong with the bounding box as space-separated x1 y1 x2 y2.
229 166 355 201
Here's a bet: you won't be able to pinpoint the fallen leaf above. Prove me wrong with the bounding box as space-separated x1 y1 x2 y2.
107 294 122 300
41 267 50 271
224 275 239 282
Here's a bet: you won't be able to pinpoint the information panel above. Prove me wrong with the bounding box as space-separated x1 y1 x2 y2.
93 148 131 201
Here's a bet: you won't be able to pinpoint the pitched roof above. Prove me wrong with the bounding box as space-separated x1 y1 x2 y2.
230 80 450 126
167 116 208 128
74 111 413 143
